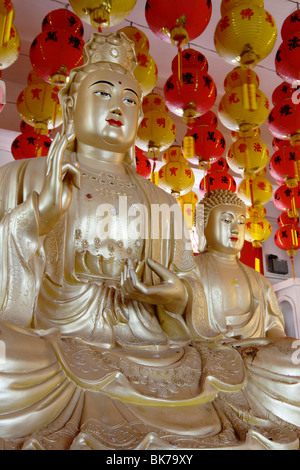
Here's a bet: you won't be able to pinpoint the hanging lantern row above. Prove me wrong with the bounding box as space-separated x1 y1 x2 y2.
118 25 157 96
213 1 278 264
30 8 85 87
267 8 300 275
135 92 176 180
275 9 300 86
0 0 20 71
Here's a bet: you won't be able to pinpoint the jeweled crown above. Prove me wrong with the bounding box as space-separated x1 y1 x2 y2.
83 31 137 72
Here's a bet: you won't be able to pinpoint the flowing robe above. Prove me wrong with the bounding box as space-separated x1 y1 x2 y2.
192 252 286 340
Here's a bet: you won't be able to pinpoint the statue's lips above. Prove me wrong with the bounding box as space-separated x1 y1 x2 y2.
230 237 238 241
106 119 123 127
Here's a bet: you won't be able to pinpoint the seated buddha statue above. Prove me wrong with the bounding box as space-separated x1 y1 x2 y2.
192 189 286 340
0 32 299 451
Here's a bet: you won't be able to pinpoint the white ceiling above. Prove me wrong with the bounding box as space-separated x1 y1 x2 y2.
0 0 298 177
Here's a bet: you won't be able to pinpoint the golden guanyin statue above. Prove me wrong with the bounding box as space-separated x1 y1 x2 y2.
0 31 299 450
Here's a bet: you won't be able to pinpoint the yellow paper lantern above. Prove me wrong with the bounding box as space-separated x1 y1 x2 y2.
136 111 176 158
245 216 272 247
132 52 157 96
136 94 176 159
238 175 273 206
224 66 259 92
214 4 277 67
142 92 169 114
17 83 63 133
158 160 195 197
162 145 187 163
0 24 19 70
118 25 150 52
247 204 266 218
176 190 198 229
226 136 269 177
218 85 269 132
118 25 158 96
0 1 20 70
221 0 264 16
69 0 137 29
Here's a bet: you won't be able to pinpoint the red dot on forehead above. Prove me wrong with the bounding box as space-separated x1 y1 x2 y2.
119 81 122 84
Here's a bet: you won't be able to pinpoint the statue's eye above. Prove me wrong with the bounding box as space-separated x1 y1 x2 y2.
123 97 137 105
221 218 231 224
94 91 111 98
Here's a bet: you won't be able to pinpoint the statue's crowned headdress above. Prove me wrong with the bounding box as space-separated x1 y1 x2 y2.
82 31 137 73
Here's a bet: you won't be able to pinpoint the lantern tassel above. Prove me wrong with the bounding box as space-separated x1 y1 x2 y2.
255 257 261 273
290 255 295 279
178 46 183 85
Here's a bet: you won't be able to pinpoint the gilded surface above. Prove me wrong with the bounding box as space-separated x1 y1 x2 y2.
0 32 299 450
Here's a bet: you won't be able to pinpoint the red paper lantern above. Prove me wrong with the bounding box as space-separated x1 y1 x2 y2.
272 82 299 105
274 225 300 255
208 156 229 173
277 211 299 227
273 183 300 215
188 110 218 128
164 49 217 121
41 8 84 36
199 171 236 196
269 145 300 188
30 9 84 86
281 9 300 40
184 124 225 166
11 130 52 160
272 137 287 151
145 0 212 46
268 98 300 145
135 147 151 179
275 34 300 85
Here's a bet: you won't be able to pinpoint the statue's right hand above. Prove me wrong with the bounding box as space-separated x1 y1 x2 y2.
37 132 80 235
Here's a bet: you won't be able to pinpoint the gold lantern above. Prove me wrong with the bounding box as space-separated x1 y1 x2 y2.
69 0 137 29
218 68 269 132
214 4 277 67
158 160 195 197
226 135 269 178
136 93 176 161
118 26 157 96
238 175 273 206
176 190 198 229
0 0 20 70
17 82 63 133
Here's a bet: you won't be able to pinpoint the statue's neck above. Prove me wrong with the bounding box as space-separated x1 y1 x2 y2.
207 247 240 263
76 143 127 176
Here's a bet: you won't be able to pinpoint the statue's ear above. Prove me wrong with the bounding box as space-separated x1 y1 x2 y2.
64 95 74 126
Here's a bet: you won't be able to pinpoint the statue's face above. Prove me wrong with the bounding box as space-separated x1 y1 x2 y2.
72 67 141 153
205 204 246 256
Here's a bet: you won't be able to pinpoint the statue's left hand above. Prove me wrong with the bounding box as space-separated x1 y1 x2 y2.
120 258 188 315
